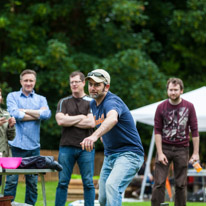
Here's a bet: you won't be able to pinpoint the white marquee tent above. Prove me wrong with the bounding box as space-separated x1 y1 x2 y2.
130 86 206 200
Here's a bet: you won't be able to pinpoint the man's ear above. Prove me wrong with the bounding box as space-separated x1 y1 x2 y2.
105 84 110 92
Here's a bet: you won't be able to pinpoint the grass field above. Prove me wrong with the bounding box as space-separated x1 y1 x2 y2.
14 181 205 206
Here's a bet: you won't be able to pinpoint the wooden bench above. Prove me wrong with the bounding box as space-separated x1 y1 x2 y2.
67 179 99 202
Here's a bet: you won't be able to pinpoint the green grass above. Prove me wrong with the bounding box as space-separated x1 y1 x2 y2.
15 181 59 206
14 181 205 206
71 174 99 180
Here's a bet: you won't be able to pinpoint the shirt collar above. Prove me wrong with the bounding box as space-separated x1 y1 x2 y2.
20 88 35 97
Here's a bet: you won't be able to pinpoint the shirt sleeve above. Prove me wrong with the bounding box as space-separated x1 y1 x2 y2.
39 96 51 120
104 98 123 117
7 126 16 141
56 99 66 114
189 103 199 137
154 104 163 135
6 93 25 120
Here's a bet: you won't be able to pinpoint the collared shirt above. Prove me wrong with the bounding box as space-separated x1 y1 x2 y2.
7 89 51 150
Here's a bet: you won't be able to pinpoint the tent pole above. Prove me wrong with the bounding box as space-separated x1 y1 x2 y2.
139 130 155 200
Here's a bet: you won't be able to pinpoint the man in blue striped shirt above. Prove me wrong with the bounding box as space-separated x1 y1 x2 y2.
4 69 51 205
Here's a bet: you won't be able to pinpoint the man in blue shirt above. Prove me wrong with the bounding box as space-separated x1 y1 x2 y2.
81 69 144 206
4 69 51 205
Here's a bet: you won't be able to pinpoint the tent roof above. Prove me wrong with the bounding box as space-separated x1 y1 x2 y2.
130 86 206 132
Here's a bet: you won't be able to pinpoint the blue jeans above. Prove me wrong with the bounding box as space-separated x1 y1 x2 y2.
98 151 144 206
4 146 40 205
55 146 95 206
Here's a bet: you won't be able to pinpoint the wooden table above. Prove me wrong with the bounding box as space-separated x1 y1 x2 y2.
0 167 56 206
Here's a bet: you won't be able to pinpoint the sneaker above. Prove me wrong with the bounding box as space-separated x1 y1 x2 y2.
132 191 139 198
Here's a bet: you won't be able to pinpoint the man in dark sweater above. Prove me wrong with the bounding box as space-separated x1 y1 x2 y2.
151 78 200 206
55 71 95 206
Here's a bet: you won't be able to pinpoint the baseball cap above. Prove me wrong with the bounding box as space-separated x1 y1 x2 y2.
85 69 110 84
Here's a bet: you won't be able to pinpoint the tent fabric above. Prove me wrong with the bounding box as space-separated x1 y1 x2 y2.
130 86 206 132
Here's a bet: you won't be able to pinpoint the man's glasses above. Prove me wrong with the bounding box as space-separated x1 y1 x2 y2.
70 81 82 85
87 72 107 83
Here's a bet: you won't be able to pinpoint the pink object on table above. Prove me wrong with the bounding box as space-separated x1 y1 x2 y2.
0 157 22 169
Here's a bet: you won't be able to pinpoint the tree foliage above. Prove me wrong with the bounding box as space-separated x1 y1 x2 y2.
0 0 205 159
145 0 206 90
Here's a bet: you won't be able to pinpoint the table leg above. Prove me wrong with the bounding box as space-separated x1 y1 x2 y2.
0 174 6 195
40 174 47 206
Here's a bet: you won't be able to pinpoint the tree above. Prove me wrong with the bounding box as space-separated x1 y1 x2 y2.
1 0 205 158
0 0 165 150
145 0 206 89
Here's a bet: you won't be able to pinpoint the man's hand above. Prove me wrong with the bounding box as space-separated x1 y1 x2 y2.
158 153 168 165
80 110 118 152
8 117 16 128
190 136 200 163
189 153 199 164
0 117 7 126
155 134 168 165
80 136 98 152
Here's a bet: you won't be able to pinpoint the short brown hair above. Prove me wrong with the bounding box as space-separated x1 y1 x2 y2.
70 71 85 81
0 88 4 104
20 69 37 80
167 77 184 90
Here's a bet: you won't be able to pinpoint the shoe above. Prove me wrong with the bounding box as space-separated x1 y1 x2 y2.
132 191 139 198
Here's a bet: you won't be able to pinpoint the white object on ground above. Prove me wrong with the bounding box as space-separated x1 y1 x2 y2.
69 200 100 206
11 202 33 206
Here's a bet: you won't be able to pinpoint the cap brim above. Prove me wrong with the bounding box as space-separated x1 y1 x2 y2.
85 76 105 83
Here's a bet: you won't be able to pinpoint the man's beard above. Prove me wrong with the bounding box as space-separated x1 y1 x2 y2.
169 94 181 102
90 87 105 99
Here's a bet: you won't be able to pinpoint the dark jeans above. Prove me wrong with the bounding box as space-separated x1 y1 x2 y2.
151 144 189 206
4 146 40 206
